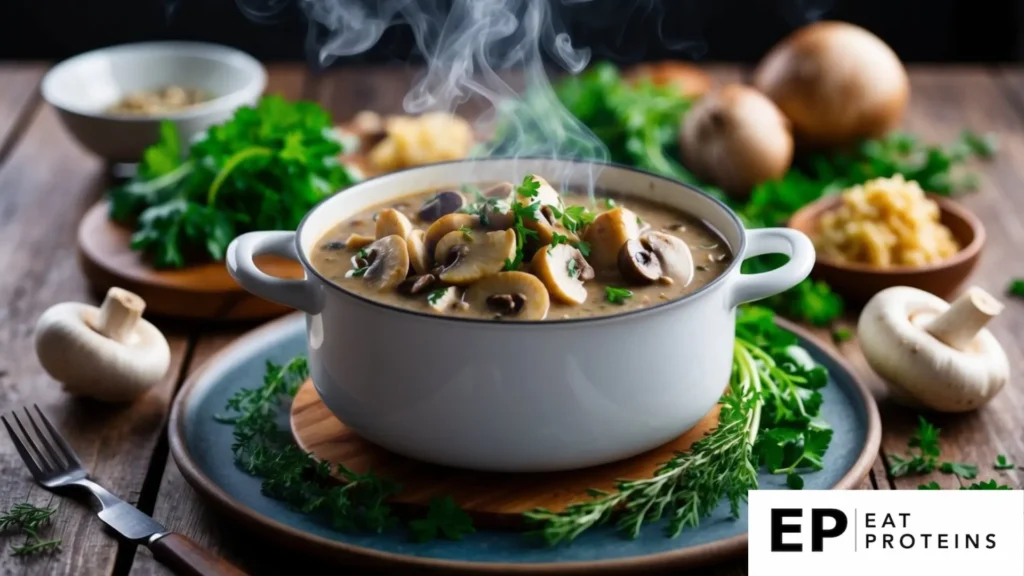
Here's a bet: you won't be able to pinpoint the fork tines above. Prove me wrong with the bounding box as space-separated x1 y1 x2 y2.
2 405 83 480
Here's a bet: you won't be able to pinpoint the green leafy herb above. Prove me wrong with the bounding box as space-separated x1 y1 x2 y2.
567 258 579 278
517 174 541 198
549 232 569 253
574 240 592 257
426 287 448 305
109 96 357 268
408 496 475 542
961 479 1012 490
502 177 544 270
458 226 473 240
786 473 804 490
1009 279 1024 298
918 481 941 490
888 417 941 477
347 267 368 278
995 455 1016 470
604 286 633 304
556 205 596 234
217 358 401 533
603 198 616 209
524 306 831 544
831 328 853 343
0 503 61 557
940 462 979 480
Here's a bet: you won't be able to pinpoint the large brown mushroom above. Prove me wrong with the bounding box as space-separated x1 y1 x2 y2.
532 243 594 305
349 235 409 290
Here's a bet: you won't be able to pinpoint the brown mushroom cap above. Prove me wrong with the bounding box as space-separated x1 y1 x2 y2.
355 235 410 291
531 243 592 305
375 208 414 240
618 238 663 284
465 271 550 320
583 207 642 276
406 229 431 275
424 213 481 257
417 190 466 223
435 229 517 286
642 231 694 286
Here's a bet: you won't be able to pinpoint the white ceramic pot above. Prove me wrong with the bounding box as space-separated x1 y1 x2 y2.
227 159 815 472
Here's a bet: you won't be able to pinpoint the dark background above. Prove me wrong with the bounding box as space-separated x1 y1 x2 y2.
1 0 1022 64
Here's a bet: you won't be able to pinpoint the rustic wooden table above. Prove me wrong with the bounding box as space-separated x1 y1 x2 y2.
0 63 1022 575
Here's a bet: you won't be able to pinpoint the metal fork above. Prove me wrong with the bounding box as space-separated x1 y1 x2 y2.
3 405 247 576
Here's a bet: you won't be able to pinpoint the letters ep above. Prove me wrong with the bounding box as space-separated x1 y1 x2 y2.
770 508 848 552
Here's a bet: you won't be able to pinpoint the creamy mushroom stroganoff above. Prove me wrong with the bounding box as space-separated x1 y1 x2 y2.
310 175 732 320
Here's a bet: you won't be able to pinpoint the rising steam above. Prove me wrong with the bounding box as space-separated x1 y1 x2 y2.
299 0 609 189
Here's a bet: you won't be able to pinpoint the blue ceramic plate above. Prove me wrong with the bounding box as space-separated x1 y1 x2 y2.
169 314 880 574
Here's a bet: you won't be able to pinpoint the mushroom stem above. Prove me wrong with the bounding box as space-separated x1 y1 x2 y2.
91 287 146 344
923 286 1004 351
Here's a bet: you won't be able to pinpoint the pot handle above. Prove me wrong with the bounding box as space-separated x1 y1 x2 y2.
226 231 322 314
727 228 815 309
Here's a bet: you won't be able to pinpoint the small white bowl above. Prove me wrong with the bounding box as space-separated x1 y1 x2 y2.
42 42 267 162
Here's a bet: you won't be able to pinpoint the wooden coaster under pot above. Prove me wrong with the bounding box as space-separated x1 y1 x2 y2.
290 379 720 526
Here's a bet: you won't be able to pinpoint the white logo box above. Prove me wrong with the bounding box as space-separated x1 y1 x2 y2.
749 490 1024 575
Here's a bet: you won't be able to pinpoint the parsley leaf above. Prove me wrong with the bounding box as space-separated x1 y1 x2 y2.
109 96 357 268
1009 279 1024 298
574 240 592 257
940 461 978 480
995 455 1016 470
786 473 804 490
457 226 473 240
426 287 448 305
604 286 633 304
888 416 941 477
408 496 475 542
517 174 541 198
961 479 1012 490
549 232 569 252
918 481 941 490
603 198 616 209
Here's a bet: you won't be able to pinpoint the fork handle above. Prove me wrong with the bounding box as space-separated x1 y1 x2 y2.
150 533 249 576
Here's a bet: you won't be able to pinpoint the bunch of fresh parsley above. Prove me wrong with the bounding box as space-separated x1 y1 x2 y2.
109 96 357 268
0 502 61 556
524 306 833 545
216 357 474 541
539 63 997 326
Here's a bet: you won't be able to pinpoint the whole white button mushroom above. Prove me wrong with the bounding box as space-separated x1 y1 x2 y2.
34 287 171 402
858 286 1010 412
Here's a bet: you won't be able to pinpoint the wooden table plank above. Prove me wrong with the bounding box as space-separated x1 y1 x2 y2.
859 67 1024 490
0 64 43 159
0 102 193 575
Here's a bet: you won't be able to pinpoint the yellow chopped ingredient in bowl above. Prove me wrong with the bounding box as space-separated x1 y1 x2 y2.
367 112 474 171
109 86 210 115
816 175 961 267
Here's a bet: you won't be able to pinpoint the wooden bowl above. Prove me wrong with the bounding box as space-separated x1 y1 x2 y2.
788 194 985 307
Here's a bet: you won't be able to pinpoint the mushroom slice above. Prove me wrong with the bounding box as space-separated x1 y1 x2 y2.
520 174 562 208
424 213 481 257
641 232 694 286
375 208 414 240
407 229 431 275
344 233 375 251
465 271 550 320
435 229 516 286
583 207 641 275
618 238 663 284
397 273 436 295
532 244 593 305
352 235 409 291
418 190 465 223
426 285 462 313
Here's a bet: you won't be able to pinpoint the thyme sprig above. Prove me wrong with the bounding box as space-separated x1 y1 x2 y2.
524 306 832 545
0 503 61 557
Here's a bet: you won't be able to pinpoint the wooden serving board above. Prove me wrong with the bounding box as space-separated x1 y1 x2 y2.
290 379 720 526
78 201 303 321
